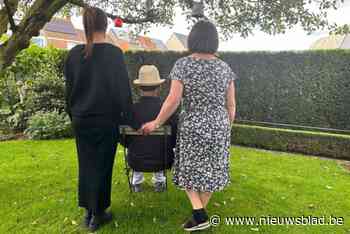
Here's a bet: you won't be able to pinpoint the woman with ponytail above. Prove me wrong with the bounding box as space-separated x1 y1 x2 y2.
64 7 135 232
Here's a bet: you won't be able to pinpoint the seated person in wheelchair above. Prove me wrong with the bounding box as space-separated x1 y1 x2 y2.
123 65 177 193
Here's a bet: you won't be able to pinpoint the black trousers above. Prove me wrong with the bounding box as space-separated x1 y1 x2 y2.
72 117 118 214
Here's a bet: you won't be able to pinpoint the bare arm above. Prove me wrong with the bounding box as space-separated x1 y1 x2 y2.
141 80 183 134
226 81 236 124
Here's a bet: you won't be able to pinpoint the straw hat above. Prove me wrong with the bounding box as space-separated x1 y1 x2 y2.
133 65 165 86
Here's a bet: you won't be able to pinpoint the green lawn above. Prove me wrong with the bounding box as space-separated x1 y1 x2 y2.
0 140 349 234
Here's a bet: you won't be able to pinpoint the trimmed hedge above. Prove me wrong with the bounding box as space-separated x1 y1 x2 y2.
1 47 350 131
232 124 350 159
124 50 350 130
235 119 350 135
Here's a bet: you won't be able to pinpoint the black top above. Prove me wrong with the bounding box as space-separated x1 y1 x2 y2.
64 43 134 125
123 96 177 172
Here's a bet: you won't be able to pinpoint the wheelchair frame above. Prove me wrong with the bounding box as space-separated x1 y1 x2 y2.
119 125 172 193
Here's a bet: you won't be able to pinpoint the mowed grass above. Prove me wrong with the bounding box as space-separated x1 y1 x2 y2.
0 140 349 234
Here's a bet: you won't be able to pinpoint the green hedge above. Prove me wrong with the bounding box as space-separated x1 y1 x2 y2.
1 47 350 131
124 50 350 130
235 119 350 135
232 124 350 159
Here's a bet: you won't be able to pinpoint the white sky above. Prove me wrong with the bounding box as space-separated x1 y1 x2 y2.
72 1 350 52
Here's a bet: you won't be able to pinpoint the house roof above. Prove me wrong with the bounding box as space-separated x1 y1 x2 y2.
310 35 349 49
44 18 76 35
110 28 130 41
173 32 188 48
41 30 78 42
109 28 166 51
128 37 143 50
107 29 129 51
73 28 126 50
150 38 167 50
138 36 158 50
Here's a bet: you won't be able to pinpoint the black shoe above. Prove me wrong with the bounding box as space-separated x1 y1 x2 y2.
83 210 92 228
183 217 210 232
182 217 193 228
88 211 113 232
154 182 166 192
131 184 142 193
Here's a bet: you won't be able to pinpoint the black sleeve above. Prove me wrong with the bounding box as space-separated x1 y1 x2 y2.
114 49 140 129
63 52 72 120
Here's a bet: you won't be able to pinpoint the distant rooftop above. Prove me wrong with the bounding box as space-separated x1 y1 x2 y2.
173 32 188 48
110 28 129 41
150 38 167 50
310 35 350 49
44 18 76 35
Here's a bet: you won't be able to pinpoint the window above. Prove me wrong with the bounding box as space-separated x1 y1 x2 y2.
31 37 47 47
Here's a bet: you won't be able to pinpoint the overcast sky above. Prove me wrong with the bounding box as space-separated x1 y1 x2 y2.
73 1 350 52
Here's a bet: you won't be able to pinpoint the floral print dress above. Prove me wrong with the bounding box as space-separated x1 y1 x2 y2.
170 56 237 192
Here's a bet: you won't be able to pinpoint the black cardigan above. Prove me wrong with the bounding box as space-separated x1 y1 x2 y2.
64 43 134 125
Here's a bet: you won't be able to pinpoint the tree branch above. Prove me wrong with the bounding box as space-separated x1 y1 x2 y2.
0 0 69 71
67 0 160 24
4 0 17 32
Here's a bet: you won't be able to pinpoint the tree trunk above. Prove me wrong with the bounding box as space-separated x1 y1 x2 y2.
0 0 19 35
0 0 68 72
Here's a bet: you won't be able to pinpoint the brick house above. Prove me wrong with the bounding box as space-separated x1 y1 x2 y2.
39 17 83 49
31 17 168 51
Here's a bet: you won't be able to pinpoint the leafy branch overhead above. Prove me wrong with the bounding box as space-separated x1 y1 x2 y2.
68 0 350 37
0 0 349 72
67 0 174 25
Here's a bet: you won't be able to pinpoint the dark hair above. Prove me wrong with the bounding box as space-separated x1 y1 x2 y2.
139 86 160 92
83 7 108 58
188 20 219 54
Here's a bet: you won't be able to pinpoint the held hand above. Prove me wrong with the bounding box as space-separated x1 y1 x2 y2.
141 120 158 135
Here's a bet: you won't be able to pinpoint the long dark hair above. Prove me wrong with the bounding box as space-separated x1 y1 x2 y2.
82 7 108 58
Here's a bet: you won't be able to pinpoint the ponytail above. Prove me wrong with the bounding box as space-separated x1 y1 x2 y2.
82 7 108 58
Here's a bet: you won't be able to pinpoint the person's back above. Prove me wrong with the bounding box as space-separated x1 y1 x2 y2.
175 56 232 113
141 20 237 232
63 7 136 232
65 43 131 123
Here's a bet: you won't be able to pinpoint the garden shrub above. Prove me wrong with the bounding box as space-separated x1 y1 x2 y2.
24 63 66 114
24 111 72 140
0 109 11 131
0 46 66 132
232 124 350 159
6 103 29 132
3 44 65 81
